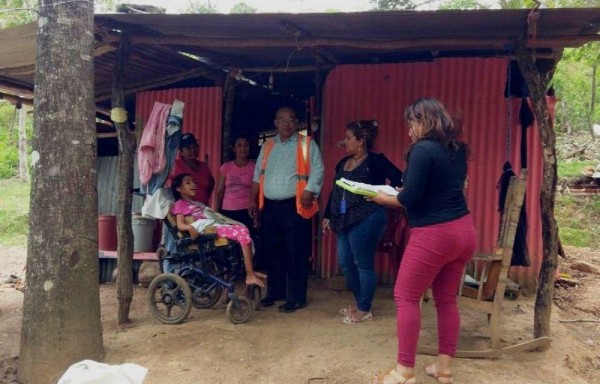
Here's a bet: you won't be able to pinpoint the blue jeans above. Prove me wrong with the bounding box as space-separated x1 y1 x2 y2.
336 207 387 312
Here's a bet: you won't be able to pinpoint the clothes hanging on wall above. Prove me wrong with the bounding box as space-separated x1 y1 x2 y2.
497 161 531 267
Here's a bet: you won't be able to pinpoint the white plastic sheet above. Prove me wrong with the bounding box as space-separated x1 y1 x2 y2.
57 360 147 384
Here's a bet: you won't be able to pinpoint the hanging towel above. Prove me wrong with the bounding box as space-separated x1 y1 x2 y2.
138 102 171 186
146 99 185 193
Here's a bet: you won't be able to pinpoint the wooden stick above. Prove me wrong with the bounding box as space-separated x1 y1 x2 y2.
558 319 600 323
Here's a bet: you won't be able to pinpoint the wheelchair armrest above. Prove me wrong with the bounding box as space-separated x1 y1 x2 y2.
176 233 218 248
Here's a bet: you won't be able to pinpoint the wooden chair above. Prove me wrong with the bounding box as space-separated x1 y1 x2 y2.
377 208 408 284
419 170 550 358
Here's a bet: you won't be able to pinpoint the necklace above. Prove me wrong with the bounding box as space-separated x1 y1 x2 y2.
351 153 366 161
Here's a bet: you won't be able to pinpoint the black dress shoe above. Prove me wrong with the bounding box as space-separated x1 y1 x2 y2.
260 296 284 307
278 301 307 313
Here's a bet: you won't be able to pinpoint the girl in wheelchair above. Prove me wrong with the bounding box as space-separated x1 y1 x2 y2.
171 173 266 288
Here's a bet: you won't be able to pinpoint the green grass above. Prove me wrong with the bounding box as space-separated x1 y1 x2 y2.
0 178 30 247
555 193 600 249
557 160 598 178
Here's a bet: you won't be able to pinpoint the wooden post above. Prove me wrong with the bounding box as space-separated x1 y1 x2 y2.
515 39 559 349
18 104 29 182
112 35 136 324
222 70 238 163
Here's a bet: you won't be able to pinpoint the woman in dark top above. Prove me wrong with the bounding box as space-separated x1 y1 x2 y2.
371 99 476 384
323 120 403 324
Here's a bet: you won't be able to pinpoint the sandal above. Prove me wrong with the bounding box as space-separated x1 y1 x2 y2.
372 369 416 384
425 364 453 384
341 311 372 324
339 305 356 316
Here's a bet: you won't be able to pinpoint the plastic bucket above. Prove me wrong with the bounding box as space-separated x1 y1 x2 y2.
98 215 117 251
132 215 156 252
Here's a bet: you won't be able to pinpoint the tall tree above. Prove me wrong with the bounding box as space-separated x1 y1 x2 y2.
18 0 102 382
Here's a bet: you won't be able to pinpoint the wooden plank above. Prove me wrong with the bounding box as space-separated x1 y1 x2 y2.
418 337 552 359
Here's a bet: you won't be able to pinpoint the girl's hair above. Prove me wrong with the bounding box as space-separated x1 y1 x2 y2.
346 119 379 150
404 97 467 155
171 173 191 201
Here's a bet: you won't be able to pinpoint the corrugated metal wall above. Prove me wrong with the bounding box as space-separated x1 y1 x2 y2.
136 87 223 207
319 58 544 290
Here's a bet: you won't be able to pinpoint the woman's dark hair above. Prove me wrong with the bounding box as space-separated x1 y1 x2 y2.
171 173 191 201
404 98 467 154
346 119 379 150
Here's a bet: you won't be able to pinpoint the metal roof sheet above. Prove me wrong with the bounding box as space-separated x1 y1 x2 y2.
0 8 599 103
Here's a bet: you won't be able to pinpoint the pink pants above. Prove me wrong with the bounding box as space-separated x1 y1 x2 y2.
394 214 476 367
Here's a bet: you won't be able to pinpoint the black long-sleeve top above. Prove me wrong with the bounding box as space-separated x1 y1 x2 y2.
397 139 469 228
324 152 403 232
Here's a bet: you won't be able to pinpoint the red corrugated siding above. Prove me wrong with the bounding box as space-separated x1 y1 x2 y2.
320 58 544 290
135 87 223 207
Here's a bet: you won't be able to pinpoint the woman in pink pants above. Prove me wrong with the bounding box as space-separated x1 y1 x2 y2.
371 98 477 384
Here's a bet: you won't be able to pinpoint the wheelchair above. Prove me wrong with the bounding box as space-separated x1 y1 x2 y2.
146 213 262 325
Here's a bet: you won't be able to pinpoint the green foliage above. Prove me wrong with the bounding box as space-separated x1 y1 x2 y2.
0 0 35 28
555 194 600 249
0 102 33 179
186 0 219 14
0 178 30 247
369 0 419 10
438 0 491 9
230 2 257 13
554 43 600 134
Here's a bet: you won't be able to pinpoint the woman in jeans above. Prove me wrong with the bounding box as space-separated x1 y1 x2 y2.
323 120 403 324
371 98 476 384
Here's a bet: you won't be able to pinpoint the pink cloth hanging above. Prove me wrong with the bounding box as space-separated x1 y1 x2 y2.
138 101 171 186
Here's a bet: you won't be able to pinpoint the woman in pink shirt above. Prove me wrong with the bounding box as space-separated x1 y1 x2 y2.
215 136 255 229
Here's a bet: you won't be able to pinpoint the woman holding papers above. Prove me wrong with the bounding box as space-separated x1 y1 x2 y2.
371 98 476 384
323 119 403 324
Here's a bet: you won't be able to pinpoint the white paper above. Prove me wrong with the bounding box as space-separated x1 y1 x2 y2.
339 177 399 196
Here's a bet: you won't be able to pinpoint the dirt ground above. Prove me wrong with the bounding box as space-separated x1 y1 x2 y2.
1 244 599 384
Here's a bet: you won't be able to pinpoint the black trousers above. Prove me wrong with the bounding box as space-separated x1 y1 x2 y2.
261 198 312 304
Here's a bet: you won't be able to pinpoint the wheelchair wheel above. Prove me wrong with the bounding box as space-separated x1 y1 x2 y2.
191 279 224 309
246 285 263 311
147 273 192 325
226 296 253 324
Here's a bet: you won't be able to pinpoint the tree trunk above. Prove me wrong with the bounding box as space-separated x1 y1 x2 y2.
18 1 102 383
589 65 596 140
112 36 136 324
222 70 237 163
18 105 29 182
515 40 559 349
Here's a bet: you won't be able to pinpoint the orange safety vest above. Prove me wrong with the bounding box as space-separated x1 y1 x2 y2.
258 135 319 219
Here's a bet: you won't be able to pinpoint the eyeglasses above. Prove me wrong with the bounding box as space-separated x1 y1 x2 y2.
277 118 298 124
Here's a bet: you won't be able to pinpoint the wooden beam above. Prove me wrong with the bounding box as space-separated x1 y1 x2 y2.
95 66 225 102
124 34 600 50
0 81 34 99
240 64 335 73
0 64 35 76
112 34 136 325
279 20 340 64
0 93 33 106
